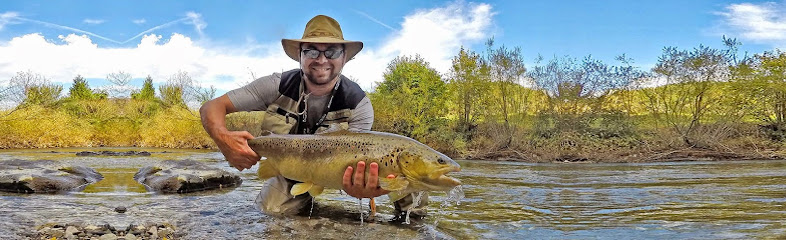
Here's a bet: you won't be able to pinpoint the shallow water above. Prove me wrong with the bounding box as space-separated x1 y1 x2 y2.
1 148 785 239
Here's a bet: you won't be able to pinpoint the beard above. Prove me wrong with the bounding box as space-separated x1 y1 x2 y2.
303 63 341 86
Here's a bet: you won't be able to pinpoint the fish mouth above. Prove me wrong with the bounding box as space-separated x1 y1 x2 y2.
426 166 462 190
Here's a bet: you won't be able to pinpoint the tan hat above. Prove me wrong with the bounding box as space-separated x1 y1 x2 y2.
282 15 363 62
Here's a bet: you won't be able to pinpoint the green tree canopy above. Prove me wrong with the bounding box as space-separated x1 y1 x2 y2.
132 75 156 101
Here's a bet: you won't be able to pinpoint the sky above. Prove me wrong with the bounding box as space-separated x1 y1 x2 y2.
0 0 783 97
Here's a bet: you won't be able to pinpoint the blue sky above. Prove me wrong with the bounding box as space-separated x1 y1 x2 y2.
0 0 781 96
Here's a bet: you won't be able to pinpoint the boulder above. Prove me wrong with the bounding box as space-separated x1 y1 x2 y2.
0 159 103 193
134 160 242 193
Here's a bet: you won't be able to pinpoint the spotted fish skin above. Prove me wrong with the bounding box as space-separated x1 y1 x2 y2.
247 129 461 200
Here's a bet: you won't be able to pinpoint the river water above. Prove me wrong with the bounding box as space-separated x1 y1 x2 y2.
0 148 784 239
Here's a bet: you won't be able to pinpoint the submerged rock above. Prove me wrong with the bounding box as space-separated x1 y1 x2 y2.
134 160 242 193
0 159 103 193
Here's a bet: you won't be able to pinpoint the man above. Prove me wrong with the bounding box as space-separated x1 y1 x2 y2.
200 15 426 218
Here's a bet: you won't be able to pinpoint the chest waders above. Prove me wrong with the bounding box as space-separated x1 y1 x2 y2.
259 69 365 135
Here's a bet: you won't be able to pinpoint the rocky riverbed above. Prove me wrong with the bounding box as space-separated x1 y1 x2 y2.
34 222 175 240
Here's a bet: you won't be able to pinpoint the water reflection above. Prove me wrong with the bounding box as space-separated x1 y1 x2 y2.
83 168 147 193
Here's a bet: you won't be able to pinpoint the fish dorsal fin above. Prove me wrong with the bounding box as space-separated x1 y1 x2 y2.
308 185 324 196
378 176 409 191
290 182 313 196
259 130 274 137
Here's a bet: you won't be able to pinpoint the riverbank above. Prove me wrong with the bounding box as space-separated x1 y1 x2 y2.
466 147 786 163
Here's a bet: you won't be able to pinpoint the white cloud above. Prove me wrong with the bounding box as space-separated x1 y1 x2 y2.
83 19 105 25
0 33 296 93
345 1 494 89
0 2 494 95
133 19 146 24
0 12 20 31
718 2 786 46
185 12 206 37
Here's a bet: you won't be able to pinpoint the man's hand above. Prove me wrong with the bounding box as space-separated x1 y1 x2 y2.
216 130 260 171
342 161 394 199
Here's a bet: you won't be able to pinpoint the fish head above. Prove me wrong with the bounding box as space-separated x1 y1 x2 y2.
397 146 461 191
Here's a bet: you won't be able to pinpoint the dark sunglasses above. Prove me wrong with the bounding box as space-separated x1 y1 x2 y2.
301 48 344 59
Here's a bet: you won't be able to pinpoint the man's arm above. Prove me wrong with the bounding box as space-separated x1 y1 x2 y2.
200 94 260 170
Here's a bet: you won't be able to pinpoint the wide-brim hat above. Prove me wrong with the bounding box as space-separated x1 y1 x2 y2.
282 15 363 62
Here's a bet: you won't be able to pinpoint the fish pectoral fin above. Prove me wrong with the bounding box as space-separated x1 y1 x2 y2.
256 159 279 179
387 190 413 202
290 182 314 196
378 176 409 191
308 185 324 196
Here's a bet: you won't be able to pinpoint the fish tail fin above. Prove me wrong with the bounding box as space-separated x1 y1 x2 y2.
291 182 313 196
256 159 279 179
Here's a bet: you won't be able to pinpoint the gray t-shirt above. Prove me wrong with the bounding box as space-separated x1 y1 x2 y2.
226 72 374 131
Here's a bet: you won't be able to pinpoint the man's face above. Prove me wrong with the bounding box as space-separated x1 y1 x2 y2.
300 43 346 86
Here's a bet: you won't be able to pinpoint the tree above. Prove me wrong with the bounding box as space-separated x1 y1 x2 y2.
106 71 133 98
486 39 526 148
643 44 733 147
730 49 786 140
6 70 62 107
448 47 491 137
68 75 97 100
159 70 215 108
131 75 156 101
371 55 447 140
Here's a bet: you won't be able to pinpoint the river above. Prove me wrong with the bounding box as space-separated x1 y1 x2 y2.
0 148 784 239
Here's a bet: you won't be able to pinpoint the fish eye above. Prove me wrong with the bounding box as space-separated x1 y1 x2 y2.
437 158 446 164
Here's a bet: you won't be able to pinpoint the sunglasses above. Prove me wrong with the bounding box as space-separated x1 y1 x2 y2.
301 48 344 59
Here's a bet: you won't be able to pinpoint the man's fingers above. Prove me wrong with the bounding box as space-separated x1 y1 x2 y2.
342 166 353 188
240 131 255 140
367 162 380 189
354 161 366 188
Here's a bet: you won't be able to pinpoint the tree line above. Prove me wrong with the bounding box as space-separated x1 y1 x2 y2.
0 70 215 148
370 37 784 161
1 37 784 162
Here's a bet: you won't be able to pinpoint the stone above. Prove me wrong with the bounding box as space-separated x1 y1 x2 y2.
114 206 127 213
158 227 174 237
0 159 103 193
134 160 242 193
65 226 80 236
124 233 137 240
148 226 158 239
99 233 118 240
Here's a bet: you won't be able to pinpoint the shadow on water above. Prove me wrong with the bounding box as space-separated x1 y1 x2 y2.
1 148 786 239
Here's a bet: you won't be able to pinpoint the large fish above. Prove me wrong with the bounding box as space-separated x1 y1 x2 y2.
249 129 461 202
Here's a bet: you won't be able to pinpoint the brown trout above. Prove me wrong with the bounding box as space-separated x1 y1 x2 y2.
248 129 461 201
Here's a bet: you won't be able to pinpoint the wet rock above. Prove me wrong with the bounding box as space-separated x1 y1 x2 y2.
0 159 103 193
64 225 80 237
134 159 242 193
124 233 137 240
148 226 158 239
37 222 175 240
128 224 146 235
76 150 152 157
99 233 118 240
114 206 127 213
